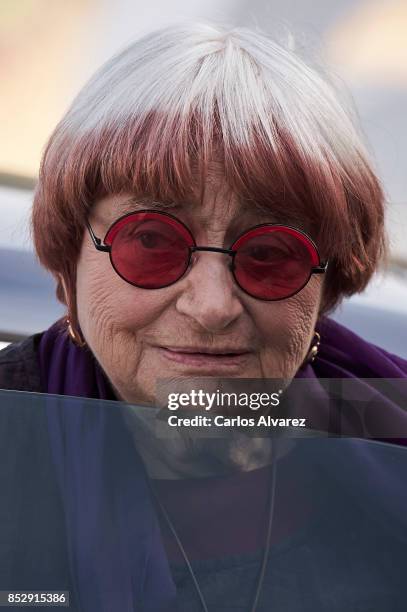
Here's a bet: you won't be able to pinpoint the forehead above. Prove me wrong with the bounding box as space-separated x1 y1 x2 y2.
121 180 237 218
94 159 309 235
101 165 274 228
104 194 268 238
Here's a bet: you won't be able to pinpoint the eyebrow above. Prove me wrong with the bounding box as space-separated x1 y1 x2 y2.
110 195 291 231
115 195 277 217
113 196 185 215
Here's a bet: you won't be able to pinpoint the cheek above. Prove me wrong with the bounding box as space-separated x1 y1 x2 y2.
75 247 167 363
254 277 322 377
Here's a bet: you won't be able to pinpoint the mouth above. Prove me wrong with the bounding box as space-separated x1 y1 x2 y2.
155 345 253 370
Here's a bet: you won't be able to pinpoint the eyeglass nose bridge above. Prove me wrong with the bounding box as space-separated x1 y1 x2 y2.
190 246 236 256
189 246 237 271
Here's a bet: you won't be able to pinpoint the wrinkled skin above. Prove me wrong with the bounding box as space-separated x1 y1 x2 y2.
73 167 323 405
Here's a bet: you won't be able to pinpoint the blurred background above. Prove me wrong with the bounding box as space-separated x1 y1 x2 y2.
1 0 406 353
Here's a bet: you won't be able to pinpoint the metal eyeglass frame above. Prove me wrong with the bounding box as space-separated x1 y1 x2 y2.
85 209 328 301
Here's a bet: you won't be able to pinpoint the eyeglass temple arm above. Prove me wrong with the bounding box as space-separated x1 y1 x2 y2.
312 261 329 274
86 220 111 252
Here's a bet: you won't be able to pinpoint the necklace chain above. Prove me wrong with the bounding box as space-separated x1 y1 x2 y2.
151 444 277 612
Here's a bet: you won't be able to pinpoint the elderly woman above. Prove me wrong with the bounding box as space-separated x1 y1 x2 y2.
1 21 407 612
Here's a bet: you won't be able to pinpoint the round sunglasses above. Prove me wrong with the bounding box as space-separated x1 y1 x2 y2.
86 210 328 301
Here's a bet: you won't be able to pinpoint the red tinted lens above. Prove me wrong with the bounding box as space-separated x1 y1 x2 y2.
233 227 318 300
106 212 193 288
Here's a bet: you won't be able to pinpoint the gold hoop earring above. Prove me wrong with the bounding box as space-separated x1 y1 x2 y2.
66 317 86 348
305 331 320 364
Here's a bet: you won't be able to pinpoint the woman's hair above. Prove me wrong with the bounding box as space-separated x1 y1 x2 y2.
32 21 386 320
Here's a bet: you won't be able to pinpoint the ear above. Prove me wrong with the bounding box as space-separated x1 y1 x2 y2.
57 273 69 304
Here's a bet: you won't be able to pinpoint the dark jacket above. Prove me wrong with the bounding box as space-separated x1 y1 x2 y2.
0 336 77 611
0 334 43 392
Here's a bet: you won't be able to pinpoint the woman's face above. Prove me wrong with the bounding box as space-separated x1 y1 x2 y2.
75 167 324 405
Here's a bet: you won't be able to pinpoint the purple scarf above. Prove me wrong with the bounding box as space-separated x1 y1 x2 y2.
38 317 407 611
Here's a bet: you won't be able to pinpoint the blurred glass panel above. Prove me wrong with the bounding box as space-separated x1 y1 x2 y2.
1 388 406 610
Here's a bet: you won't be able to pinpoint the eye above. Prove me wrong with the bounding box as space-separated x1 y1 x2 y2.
246 244 290 263
136 231 166 249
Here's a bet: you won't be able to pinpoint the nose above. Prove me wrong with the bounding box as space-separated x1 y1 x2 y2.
175 251 244 332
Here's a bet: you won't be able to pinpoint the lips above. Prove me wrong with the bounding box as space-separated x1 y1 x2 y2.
162 346 251 355
155 345 252 370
